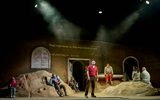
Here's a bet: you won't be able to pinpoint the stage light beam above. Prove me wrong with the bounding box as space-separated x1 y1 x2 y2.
35 0 81 40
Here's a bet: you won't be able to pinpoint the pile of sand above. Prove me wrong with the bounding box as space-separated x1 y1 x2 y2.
95 80 121 92
101 81 157 96
16 70 74 97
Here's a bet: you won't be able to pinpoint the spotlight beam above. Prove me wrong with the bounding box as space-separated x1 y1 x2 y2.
36 1 81 40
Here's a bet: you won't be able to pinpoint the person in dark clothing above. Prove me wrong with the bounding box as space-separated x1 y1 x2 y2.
85 60 98 98
50 74 67 97
69 76 79 92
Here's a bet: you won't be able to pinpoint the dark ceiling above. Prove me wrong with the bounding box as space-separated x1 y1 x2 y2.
48 0 140 26
1 0 160 49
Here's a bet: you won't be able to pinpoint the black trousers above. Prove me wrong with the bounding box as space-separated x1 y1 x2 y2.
85 76 96 96
54 83 63 96
54 83 67 96
60 84 67 96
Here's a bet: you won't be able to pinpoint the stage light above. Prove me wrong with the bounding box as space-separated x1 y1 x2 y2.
35 4 38 8
98 10 102 14
146 0 150 5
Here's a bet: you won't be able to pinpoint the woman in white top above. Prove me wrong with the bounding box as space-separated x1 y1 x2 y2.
132 66 140 81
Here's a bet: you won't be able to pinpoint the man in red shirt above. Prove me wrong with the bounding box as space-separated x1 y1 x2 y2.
85 60 98 98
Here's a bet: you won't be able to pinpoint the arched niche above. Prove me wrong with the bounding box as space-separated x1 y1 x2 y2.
122 56 139 81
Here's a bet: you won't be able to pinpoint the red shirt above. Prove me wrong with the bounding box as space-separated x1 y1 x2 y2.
87 65 98 77
10 80 17 87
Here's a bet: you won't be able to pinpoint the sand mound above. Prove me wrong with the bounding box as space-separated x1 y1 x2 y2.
16 70 74 97
101 81 157 96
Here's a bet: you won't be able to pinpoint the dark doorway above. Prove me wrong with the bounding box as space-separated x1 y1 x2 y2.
71 60 89 91
124 57 139 81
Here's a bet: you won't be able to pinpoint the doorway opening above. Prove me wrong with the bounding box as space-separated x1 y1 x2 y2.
122 56 139 81
68 58 90 91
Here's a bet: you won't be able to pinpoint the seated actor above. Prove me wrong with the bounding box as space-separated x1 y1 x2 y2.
69 76 79 92
104 63 113 85
50 74 67 97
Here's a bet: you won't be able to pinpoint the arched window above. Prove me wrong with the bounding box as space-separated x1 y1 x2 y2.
31 47 51 69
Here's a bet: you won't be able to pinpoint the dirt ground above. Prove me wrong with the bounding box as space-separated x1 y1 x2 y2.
70 91 160 99
0 92 160 100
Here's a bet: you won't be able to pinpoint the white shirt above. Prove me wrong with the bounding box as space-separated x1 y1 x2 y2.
141 70 151 84
132 71 140 81
104 66 113 74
